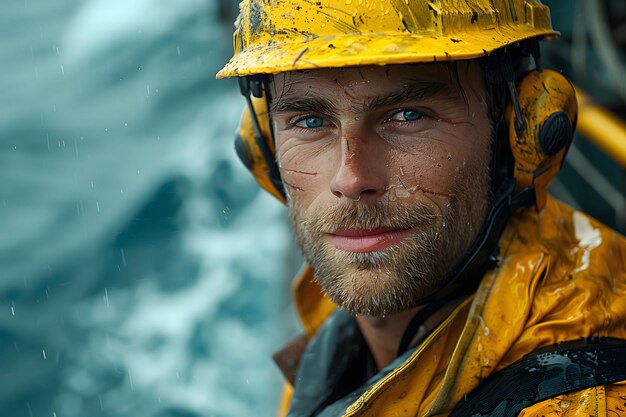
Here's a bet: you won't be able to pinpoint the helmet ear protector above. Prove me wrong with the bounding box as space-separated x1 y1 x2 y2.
235 57 577 211
235 76 286 202
506 69 577 210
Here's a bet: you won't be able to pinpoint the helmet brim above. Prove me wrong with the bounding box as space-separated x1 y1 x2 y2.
217 28 559 79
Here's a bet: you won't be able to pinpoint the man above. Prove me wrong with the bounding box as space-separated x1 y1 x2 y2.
217 1 626 416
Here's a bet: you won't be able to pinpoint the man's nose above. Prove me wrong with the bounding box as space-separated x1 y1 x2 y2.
330 130 387 201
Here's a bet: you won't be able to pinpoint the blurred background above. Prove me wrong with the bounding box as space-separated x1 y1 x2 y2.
0 1 624 416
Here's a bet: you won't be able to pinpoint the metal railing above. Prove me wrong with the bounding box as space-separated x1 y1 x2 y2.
551 88 626 233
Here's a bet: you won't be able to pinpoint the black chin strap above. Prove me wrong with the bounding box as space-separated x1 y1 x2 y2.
422 179 533 305
397 180 535 356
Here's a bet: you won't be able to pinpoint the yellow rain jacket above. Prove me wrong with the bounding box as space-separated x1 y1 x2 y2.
276 196 626 417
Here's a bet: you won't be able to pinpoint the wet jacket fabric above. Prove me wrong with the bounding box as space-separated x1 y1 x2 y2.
275 196 626 417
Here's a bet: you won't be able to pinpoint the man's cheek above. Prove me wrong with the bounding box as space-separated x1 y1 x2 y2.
388 150 465 200
278 149 321 194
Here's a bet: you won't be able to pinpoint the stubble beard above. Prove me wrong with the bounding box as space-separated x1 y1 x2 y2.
287 168 489 317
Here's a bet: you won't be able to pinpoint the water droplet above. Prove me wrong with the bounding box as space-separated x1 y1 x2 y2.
395 188 410 198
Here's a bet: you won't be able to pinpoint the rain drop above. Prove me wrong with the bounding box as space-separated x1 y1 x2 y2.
395 188 410 198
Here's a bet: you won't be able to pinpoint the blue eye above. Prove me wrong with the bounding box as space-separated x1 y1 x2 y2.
390 110 424 122
402 110 422 121
296 117 324 128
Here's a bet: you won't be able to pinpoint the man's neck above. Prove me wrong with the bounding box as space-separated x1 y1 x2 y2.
355 302 458 370
355 307 421 371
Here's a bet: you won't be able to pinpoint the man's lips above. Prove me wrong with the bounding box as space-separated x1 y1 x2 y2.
327 227 413 252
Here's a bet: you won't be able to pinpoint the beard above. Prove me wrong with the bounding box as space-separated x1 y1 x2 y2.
287 172 488 317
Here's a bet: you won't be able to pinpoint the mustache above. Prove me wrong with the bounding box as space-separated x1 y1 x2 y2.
293 200 439 233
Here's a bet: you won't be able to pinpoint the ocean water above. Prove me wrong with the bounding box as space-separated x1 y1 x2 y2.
3 2 624 417
0 1 298 416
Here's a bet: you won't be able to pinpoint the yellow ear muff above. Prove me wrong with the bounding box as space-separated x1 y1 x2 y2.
235 81 286 203
507 69 578 211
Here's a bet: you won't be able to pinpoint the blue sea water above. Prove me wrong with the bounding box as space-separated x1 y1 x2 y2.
0 1 299 416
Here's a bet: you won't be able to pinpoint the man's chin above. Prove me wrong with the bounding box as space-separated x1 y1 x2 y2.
314 264 422 317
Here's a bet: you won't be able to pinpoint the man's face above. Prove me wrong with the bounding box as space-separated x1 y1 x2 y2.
271 63 491 317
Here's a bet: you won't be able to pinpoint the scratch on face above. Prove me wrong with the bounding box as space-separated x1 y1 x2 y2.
418 186 453 198
283 169 318 176
397 176 407 189
283 180 304 192
386 183 453 198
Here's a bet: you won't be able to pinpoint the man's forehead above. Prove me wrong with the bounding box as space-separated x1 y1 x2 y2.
272 63 457 89
270 62 483 112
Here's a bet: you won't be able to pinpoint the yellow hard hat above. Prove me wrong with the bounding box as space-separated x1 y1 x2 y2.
217 0 558 79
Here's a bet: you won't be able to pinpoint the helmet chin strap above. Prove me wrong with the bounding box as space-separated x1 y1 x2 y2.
422 180 533 304
396 179 534 355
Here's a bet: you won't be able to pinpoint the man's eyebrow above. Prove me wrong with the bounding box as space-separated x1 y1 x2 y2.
270 81 460 115
366 82 460 111
270 96 336 115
